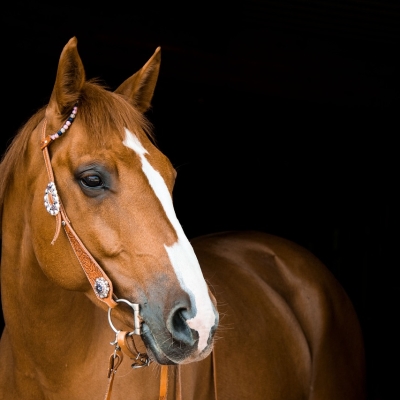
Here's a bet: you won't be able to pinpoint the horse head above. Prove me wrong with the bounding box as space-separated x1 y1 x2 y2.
29 37 218 365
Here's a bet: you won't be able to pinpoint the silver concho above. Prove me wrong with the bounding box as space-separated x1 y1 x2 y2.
94 277 110 299
44 182 60 216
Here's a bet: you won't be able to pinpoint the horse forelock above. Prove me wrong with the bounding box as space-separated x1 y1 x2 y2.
77 80 155 146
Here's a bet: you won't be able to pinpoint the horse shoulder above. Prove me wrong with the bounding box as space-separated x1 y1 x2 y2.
191 231 366 400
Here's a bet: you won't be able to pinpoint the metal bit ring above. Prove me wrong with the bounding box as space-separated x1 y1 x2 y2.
108 298 141 336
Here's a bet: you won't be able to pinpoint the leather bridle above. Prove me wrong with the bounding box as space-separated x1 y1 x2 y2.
40 107 118 310
39 106 170 399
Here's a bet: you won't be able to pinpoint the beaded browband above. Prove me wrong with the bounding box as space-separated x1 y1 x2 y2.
41 104 78 150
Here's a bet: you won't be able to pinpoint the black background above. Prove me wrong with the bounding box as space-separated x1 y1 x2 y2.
2 1 399 399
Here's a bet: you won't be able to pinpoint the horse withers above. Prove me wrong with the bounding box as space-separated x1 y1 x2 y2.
0 37 366 399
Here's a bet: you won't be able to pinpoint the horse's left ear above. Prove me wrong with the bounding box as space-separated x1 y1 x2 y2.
115 47 161 113
46 37 85 118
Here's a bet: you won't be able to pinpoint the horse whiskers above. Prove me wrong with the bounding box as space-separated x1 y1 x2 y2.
204 278 218 291
214 322 235 332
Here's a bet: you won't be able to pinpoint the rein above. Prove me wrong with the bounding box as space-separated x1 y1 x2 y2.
39 106 170 400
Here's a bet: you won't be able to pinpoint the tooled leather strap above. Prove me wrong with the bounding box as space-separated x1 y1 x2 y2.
41 118 117 308
61 207 117 308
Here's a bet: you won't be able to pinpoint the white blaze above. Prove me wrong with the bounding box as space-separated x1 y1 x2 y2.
123 128 215 352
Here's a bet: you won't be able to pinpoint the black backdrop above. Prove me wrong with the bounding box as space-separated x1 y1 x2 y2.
2 1 399 399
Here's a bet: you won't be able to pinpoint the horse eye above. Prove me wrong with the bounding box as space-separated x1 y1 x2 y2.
80 175 103 188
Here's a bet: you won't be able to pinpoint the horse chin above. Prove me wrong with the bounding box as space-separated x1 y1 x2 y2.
141 323 176 365
141 323 213 365
178 344 214 365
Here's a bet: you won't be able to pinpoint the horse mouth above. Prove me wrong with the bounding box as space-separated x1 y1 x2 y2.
141 322 215 365
141 323 177 365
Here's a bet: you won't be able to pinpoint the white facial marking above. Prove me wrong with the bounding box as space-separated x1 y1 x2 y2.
123 128 215 353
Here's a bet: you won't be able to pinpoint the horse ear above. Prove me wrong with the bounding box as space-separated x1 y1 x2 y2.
115 47 161 113
46 37 85 118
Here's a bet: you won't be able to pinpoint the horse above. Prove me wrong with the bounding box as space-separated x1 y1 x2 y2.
0 37 366 399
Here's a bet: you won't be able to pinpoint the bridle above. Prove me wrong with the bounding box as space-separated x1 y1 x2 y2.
40 104 119 309
39 104 170 399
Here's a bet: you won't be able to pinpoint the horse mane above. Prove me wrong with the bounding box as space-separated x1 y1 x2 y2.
0 108 45 235
0 79 155 237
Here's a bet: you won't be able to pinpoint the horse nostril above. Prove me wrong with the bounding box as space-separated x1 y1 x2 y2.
168 308 197 346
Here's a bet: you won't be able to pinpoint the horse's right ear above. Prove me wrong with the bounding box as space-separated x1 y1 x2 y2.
115 47 161 113
46 37 85 119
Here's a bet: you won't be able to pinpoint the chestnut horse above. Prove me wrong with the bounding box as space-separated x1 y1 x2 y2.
0 38 365 399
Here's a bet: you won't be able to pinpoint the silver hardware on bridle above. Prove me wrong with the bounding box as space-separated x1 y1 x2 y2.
108 299 150 369
108 298 142 336
44 182 60 216
95 277 111 299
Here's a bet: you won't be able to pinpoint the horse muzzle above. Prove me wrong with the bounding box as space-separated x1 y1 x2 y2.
140 301 219 365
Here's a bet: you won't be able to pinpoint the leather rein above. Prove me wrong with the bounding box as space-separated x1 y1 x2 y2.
39 105 169 400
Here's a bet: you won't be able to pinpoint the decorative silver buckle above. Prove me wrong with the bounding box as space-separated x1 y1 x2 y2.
44 182 60 216
94 277 111 299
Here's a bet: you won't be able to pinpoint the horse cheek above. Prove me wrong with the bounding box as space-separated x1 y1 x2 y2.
30 186 89 292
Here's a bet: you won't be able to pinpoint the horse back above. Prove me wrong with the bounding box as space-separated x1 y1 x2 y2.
190 231 366 400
